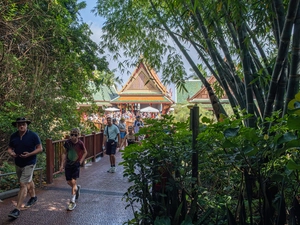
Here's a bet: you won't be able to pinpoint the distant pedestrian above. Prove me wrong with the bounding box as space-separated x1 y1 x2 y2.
133 116 144 140
60 128 87 211
112 118 119 128
7 117 43 219
118 117 127 150
122 126 138 147
103 117 120 173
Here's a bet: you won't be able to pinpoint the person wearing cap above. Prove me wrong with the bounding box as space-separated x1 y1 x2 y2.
60 128 87 211
7 117 43 219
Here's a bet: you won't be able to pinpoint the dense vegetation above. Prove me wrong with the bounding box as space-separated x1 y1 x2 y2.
94 0 300 223
122 111 300 224
0 0 113 166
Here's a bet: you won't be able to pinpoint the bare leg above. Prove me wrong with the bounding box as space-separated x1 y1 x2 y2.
121 138 125 149
16 182 28 209
26 180 35 198
67 179 77 195
110 154 116 166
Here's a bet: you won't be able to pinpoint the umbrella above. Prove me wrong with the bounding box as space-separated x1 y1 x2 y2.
104 107 120 112
140 106 159 113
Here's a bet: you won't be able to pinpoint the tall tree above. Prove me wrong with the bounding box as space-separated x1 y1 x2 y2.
95 0 300 127
0 0 110 149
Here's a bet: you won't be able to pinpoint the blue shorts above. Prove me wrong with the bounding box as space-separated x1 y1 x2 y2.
120 132 126 139
106 142 117 155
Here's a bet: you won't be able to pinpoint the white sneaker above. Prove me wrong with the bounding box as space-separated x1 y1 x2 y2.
107 167 113 173
111 167 116 173
67 201 76 211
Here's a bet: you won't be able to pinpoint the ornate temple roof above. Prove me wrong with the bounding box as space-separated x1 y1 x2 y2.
111 62 173 104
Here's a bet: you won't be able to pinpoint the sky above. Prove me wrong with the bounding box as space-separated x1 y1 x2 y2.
78 0 195 100
79 1 136 91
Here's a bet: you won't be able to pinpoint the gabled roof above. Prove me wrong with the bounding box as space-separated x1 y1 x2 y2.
111 62 173 104
92 85 118 102
77 84 118 108
188 76 228 103
175 80 202 104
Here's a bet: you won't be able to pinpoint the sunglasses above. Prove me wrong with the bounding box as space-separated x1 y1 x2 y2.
70 133 78 137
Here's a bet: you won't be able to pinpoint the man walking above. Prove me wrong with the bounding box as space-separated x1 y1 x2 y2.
103 117 120 173
60 128 87 211
7 117 43 219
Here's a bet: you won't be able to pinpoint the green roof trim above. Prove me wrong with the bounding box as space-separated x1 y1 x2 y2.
92 85 118 101
176 80 202 104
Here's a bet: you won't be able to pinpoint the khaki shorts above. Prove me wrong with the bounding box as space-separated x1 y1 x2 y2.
16 164 36 183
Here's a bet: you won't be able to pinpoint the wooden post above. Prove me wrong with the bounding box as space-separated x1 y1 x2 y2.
190 104 199 220
46 138 53 184
92 132 96 162
82 135 86 166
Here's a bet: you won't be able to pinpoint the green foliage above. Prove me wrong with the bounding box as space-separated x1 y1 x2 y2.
0 0 111 163
0 161 19 192
122 108 300 224
121 115 194 224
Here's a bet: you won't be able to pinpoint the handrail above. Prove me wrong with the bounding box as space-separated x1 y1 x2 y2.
46 131 104 184
0 168 43 187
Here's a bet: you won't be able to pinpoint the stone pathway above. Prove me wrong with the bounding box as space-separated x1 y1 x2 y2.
0 151 134 225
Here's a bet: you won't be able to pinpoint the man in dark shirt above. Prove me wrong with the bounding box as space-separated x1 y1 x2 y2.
60 128 87 211
7 117 43 219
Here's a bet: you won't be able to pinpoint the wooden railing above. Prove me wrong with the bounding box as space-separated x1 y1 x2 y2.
46 131 104 184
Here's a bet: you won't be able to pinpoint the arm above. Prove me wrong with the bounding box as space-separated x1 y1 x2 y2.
7 147 17 158
80 145 87 165
117 133 121 147
60 148 67 172
102 135 107 148
20 144 43 158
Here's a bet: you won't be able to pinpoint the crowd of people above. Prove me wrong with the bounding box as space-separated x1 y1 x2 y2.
82 109 161 127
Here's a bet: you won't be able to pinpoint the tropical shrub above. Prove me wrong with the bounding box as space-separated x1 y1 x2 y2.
121 112 300 224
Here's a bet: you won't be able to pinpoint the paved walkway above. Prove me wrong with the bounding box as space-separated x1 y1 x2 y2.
0 151 134 225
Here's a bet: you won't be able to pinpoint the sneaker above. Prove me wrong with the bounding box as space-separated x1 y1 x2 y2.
8 209 20 219
107 167 112 173
76 185 81 200
25 196 37 208
111 167 116 173
67 201 76 211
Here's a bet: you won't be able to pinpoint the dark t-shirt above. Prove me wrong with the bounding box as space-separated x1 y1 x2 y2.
63 139 85 165
9 130 41 167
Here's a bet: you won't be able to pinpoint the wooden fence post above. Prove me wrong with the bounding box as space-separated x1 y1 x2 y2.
82 135 86 166
46 138 54 184
93 132 96 162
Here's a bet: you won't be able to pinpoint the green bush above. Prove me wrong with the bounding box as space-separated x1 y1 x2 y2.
121 112 300 224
